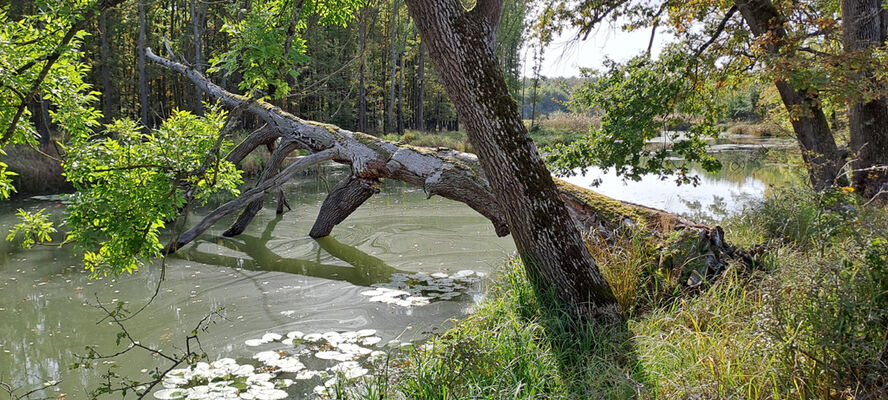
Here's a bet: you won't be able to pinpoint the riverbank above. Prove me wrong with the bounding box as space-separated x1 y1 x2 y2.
335 186 888 399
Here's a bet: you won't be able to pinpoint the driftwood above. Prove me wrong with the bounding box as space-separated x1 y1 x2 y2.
147 49 752 288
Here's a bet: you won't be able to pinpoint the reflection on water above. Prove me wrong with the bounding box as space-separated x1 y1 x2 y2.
0 145 793 397
563 149 796 221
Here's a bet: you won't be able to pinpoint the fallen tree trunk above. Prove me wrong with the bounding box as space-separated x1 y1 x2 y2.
148 49 752 288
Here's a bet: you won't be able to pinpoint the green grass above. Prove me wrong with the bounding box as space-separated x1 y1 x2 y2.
336 187 888 399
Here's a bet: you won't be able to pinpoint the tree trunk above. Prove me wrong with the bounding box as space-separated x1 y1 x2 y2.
27 98 52 147
190 0 204 115
100 9 113 124
138 0 150 128
415 43 425 131
309 176 379 238
396 52 404 134
387 0 399 134
358 7 368 133
403 0 618 321
735 0 847 191
842 0 888 202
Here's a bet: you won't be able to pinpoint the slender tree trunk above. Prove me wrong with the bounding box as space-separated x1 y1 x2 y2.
139 0 150 128
100 10 113 124
190 0 204 115
387 0 399 134
358 8 368 133
27 98 52 147
396 52 404 134
735 0 846 191
842 0 888 201
403 0 619 321
415 43 425 131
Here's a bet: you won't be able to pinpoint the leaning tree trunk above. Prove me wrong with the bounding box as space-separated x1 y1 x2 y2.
403 0 619 321
147 48 752 316
842 0 888 202
735 0 847 191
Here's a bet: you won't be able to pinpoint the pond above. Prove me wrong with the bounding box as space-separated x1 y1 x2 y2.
0 140 795 398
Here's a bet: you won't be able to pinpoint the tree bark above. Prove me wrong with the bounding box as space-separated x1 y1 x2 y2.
309 176 379 238
387 0 399 134
842 0 888 202
735 0 847 191
403 0 619 321
190 0 204 115
358 7 368 133
100 9 113 124
222 138 303 237
415 43 425 131
138 0 150 128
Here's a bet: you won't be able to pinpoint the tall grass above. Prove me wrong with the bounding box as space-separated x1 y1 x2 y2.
335 187 888 399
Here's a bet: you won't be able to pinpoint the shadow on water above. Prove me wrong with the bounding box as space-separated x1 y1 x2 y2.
176 215 405 287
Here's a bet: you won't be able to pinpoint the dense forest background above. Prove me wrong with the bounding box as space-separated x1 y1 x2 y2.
7 0 538 137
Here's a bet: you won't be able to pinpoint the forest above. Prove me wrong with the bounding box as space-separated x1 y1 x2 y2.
0 0 887 399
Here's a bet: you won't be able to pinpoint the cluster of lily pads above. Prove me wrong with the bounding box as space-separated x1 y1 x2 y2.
360 270 485 307
155 329 408 399
153 358 291 399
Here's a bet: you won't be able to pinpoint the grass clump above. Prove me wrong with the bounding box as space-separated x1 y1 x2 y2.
335 187 888 399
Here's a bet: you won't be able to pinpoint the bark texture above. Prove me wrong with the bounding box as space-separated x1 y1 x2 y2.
403 0 618 320
736 0 847 190
189 0 204 115
138 0 149 128
309 176 379 238
842 0 888 202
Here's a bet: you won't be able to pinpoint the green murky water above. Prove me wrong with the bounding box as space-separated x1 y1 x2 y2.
0 143 795 398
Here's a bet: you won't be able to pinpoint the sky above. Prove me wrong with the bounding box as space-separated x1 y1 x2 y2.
526 21 671 78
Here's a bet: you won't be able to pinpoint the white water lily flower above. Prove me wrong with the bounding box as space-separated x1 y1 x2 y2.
303 333 323 342
232 364 255 376
431 272 449 278
337 343 372 355
162 375 189 386
253 351 281 363
360 336 382 346
244 339 266 347
315 351 353 361
330 361 369 379
275 378 294 387
286 331 304 339
261 333 282 342
153 388 188 399
243 388 288 400
246 373 275 384
268 357 305 372
294 370 323 380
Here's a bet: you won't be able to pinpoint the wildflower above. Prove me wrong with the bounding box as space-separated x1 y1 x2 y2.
840 186 855 193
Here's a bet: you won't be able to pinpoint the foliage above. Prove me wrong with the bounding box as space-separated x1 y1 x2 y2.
545 52 722 185
63 107 242 276
0 4 103 197
6 208 56 249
